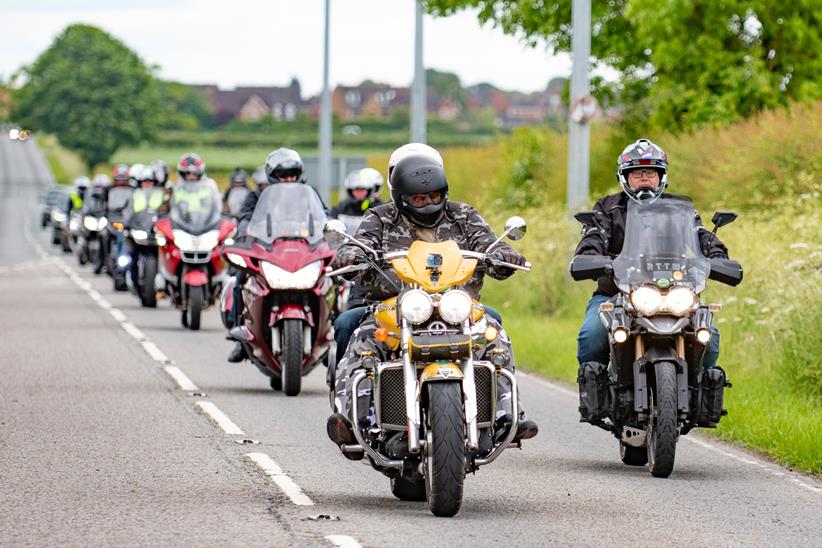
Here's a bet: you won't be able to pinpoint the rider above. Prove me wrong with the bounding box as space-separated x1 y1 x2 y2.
226 148 317 362
330 167 385 218
326 151 539 456
223 166 250 216
66 176 90 215
574 138 729 372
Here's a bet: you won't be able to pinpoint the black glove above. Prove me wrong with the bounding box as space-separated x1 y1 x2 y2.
332 247 367 269
488 247 526 268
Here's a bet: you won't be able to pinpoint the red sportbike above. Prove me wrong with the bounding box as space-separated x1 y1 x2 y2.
155 182 236 330
220 184 336 396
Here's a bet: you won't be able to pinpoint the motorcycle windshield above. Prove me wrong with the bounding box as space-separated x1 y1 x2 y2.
83 195 107 216
612 198 711 294
225 187 250 217
170 182 222 235
107 187 133 217
247 184 327 245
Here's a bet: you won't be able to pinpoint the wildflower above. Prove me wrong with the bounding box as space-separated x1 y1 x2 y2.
785 259 807 270
790 242 810 249
743 297 759 305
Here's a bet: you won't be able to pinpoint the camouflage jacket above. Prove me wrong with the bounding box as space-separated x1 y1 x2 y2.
333 201 519 302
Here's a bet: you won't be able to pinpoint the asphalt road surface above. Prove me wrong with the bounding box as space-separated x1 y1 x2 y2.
1 136 820 547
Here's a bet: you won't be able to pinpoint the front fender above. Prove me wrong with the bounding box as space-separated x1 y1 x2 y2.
182 269 209 287
271 303 312 326
419 362 464 384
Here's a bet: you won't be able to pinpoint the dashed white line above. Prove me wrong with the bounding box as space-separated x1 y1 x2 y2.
163 365 199 391
143 341 171 364
109 308 127 323
196 401 246 436
246 452 315 506
121 321 146 341
325 535 363 548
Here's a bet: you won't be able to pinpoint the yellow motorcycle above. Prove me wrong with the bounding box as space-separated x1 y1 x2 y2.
324 217 529 517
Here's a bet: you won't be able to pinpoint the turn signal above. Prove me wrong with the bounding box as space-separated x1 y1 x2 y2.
696 328 712 344
599 302 614 312
375 328 389 343
483 325 499 341
708 303 723 312
613 327 629 343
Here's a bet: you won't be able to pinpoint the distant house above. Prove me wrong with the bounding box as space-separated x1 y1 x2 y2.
332 85 410 119
466 79 567 127
191 82 305 124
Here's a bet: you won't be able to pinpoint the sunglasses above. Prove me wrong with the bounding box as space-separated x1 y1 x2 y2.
404 191 443 207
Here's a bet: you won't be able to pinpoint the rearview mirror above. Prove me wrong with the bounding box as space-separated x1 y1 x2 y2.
711 211 737 229
323 219 348 246
503 216 527 241
574 211 602 226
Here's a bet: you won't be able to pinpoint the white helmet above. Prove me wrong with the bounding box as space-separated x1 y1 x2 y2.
344 167 384 200
387 143 443 184
128 163 145 188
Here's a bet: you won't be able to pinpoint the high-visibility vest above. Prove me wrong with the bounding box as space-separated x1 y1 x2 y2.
173 186 213 212
132 189 165 213
70 192 84 210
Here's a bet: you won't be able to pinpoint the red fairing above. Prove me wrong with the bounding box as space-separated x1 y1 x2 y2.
182 269 209 286
271 304 310 326
268 239 334 271
154 218 174 242
218 219 236 242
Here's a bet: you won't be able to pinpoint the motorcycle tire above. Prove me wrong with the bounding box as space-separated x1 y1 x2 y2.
92 245 104 275
391 477 426 502
141 256 158 308
77 246 87 266
51 229 60 245
188 286 203 331
280 319 303 396
620 442 648 466
424 381 465 518
648 361 678 478
181 309 188 327
114 276 128 292
269 376 282 392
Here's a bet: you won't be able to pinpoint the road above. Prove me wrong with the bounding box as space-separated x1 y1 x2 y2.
1 136 820 547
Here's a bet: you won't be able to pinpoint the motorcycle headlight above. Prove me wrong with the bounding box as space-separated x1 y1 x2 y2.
130 229 149 242
226 253 246 268
83 216 98 231
261 260 322 290
400 289 434 324
69 219 79 231
438 289 473 324
51 210 67 223
665 286 696 316
99 217 108 229
172 229 219 252
631 285 663 315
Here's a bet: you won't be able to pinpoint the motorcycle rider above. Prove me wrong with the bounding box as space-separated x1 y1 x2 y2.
326 151 539 456
330 167 385 218
66 176 90 215
223 166 250 217
226 148 321 362
125 165 165 285
574 138 729 375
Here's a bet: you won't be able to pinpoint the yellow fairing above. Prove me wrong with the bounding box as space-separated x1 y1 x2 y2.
374 297 401 350
391 240 477 293
419 362 464 383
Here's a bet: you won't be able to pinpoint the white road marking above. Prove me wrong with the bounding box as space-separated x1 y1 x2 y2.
143 341 171 364
325 535 363 548
196 401 246 436
121 321 146 341
109 308 127 323
163 365 199 391
246 452 315 506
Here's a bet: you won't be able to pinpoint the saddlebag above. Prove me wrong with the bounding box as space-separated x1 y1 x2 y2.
698 366 729 426
577 361 610 423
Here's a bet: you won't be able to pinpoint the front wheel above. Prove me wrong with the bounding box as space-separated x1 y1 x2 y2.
424 382 466 518
648 361 678 478
187 285 203 331
141 256 158 308
280 319 303 396
620 442 648 466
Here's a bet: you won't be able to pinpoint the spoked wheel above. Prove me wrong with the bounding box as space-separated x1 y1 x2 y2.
187 285 203 331
647 361 678 478
141 256 158 308
424 381 466 518
391 477 426 501
280 319 303 396
620 442 648 466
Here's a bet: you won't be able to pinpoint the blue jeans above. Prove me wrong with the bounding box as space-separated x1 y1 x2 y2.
333 304 504 366
576 295 720 368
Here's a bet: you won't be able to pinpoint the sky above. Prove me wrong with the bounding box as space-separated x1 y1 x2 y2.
0 0 574 97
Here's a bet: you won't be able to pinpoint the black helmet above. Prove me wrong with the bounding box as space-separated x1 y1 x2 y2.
390 154 448 228
617 138 668 204
229 167 248 186
264 148 304 184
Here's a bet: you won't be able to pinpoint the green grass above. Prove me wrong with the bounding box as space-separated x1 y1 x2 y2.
38 135 86 184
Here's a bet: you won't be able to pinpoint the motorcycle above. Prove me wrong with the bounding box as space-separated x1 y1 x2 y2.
220 184 336 396
104 186 134 290
224 185 251 220
569 197 743 478
77 193 108 273
154 182 235 330
322 216 530 517
50 202 72 252
125 188 165 307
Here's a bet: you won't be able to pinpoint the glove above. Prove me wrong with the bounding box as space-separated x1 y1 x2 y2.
488 247 526 268
332 247 367 269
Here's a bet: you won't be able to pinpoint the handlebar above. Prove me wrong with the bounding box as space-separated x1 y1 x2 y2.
326 249 531 278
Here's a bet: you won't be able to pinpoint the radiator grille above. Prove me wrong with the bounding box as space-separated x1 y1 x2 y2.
474 365 494 423
182 251 211 264
378 367 406 427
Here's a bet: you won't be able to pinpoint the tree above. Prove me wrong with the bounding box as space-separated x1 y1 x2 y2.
12 24 159 168
424 1 822 130
156 81 214 130
426 68 466 110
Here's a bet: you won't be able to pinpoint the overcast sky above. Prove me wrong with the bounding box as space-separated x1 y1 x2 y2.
1 0 574 96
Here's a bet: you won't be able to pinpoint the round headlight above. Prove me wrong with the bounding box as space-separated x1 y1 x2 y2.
438 290 473 324
400 289 434 324
631 285 663 315
666 286 696 315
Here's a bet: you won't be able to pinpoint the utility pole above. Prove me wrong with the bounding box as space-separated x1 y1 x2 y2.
318 0 332 203
410 1 426 143
566 0 592 211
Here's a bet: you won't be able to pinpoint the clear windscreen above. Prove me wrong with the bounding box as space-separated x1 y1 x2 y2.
612 198 710 293
247 184 327 245
225 187 250 217
170 182 222 235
